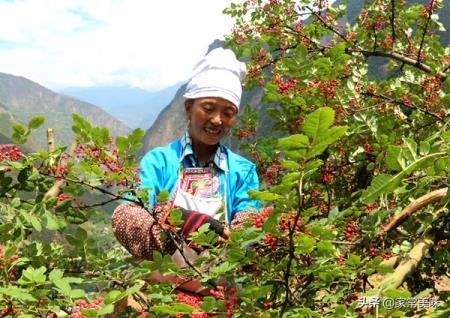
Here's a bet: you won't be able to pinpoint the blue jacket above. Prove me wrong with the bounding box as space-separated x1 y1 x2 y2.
139 139 260 224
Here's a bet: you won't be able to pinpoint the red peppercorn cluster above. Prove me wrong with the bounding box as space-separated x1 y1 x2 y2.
364 203 379 213
294 21 303 33
210 286 239 318
0 307 17 317
382 34 394 48
174 292 208 318
278 211 304 232
420 76 441 110
261 163 282 185
50 139 141 189
235 128 255 140
344 218 360 242
56 193 79 206
367 16 385 31
422 0 438 16
367 245 379 257
0 245 19 272
69 297 103 318
252 206 274 228
0 144 23 161
273 76 297 96
44 152 70 179
362 136 372 154
320 160 334 183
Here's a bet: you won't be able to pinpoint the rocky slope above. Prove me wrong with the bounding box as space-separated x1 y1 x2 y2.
0 72 131 150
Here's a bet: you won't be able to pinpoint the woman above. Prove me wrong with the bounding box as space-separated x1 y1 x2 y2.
112 48 259 290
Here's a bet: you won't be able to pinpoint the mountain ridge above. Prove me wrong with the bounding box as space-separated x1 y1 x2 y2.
0 72 131 150
60 82 182 130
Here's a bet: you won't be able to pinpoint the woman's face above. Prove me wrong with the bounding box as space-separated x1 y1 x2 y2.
185 97 238 146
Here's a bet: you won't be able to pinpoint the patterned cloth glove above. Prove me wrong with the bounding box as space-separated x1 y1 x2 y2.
179 209 225 238
111 203 176 260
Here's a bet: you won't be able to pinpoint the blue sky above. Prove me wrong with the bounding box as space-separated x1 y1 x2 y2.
0 0 240 91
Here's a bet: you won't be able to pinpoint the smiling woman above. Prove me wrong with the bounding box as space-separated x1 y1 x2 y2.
184 97 237 164
111 47 260 293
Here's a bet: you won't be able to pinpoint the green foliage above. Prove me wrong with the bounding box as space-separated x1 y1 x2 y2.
1 0 450 317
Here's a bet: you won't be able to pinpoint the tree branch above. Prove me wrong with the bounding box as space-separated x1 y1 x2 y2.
383 188 448 232
379 231 436 290
348 49 449 80
417 0 434 64
390 0 396 44
306 6 348 43
44 141 78 200
362 91 445 122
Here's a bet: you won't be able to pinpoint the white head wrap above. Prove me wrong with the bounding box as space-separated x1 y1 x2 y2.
183 47 246 110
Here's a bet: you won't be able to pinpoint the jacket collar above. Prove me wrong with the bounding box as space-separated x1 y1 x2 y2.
179 131 228 172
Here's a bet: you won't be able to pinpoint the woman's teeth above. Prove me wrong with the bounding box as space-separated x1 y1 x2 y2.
205 128 220 135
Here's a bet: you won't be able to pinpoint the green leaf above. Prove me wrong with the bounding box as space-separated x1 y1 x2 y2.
156 189 170 202
278 134 309 151
80 309 97 318
128 128 144 146
296 233 316 252
346 254 361 267
48 269 63 281
402 138 418 162
302 107 334 141
280 160 299 170
115 136 127 153
55 199 72 212
103 290 123 305
124 282 144 296
0 287 36 301
98 304 114 315
75 227 87 241
151 303 195 315
28 116 46 130
227 248 245 261
361 152 448 203
211 261 237 275
307 126 347 159
443 130 450 142
200 296 218 313
45 212 64 231
386 145 404 171
53 278 71 296
292 44 307 61
248 190 281 202
72 113 92 131
419 141 430 156
12 124 26 135
316 241 335 256
29 215 42 232
304 159 323 176
69 289 86 299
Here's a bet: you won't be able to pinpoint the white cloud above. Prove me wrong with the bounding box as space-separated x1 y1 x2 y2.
0 0 239 91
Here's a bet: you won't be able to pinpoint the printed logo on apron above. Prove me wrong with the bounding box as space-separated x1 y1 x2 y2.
170 164 227 268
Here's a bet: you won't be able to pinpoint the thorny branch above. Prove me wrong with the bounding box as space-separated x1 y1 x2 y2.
39 171 204 278
306 6 348 42
417 0 435 64
348 49 449 80
362 91 445 122
390 0 396 44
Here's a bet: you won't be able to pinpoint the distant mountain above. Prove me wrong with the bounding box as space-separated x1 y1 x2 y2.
0 72 131 150
60 83 182 130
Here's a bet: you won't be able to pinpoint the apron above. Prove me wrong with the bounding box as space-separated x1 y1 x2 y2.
170 163 227 268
